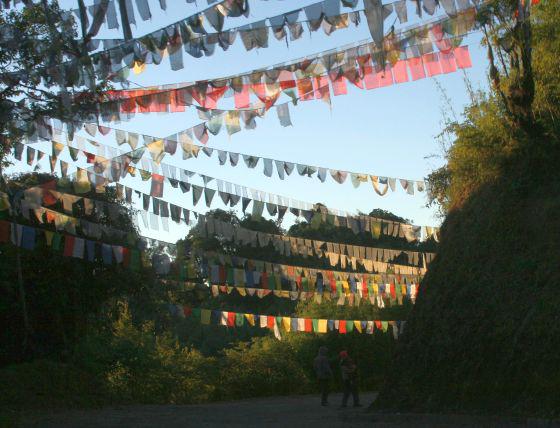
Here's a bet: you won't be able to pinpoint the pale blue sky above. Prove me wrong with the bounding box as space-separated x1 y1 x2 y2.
13 0 489 243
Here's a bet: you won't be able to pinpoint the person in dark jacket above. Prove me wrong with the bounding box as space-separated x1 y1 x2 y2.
313 346 333 406
339 350 361 408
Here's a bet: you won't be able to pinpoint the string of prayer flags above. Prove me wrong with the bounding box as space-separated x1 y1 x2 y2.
41 117 430 198
171 305 405 339
0 219 142 270
17 139 440 245
163 279 418 307
85 0 475 77
72 144 438 241
199 251 423 285
198 216 435 269
101 43 472 119
3 2 480 92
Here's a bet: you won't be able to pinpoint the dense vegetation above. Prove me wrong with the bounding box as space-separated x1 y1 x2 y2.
1 185 417 422
377 0 560 417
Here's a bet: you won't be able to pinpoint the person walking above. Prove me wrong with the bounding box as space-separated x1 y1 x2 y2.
313 346 333 406
339 350 361 408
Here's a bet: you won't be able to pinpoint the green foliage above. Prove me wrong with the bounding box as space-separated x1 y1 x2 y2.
428 0 560 212
0 2 109 165
0 173 153 364
74 303 219 404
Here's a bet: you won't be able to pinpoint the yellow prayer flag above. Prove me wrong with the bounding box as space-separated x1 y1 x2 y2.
44 231 54 246
147 139 165 164
0 192 11 211
132 61 146 75
73 169 91 194
236 287 247 297
318 319 328 333
354 321 362 333
282 317 291 332
244 313 255 326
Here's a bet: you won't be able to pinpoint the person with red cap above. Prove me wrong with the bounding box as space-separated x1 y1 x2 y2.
339 350 361 408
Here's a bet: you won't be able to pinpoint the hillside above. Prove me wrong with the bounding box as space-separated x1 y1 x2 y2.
376 108 560 418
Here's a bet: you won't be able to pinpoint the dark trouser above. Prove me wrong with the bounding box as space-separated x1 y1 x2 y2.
342 378 359 406
318 378 330 404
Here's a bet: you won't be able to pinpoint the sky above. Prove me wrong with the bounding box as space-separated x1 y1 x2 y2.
10 0 490 244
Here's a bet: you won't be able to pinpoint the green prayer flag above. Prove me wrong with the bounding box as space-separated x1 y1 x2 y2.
235 312 244 327
312 319 319 332
226 266 234 285
381 321 388 332
302 277 309 292
192 308 201 320
336 281 343 294
52 233 62 250
346 320 354 333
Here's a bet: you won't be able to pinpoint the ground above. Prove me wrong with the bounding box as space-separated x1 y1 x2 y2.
20 392 550 428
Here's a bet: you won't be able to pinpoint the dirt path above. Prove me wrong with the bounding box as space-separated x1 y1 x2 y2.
22 393 541 428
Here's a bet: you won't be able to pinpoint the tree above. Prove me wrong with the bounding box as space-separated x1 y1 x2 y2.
0 172 156 364
427 0 558 212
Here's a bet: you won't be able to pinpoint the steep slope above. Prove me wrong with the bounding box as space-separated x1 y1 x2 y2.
376 147 560 416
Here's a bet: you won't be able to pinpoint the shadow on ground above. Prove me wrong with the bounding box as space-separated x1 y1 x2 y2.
21 392 560 427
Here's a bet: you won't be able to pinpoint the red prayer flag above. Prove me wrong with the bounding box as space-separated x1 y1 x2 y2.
453 46 472 69
227 312 236 327
430 24 452 54
314 76 330 101
203 86 228 109
267 315 276 329
390 284 396 299
440 52 457 74
424 53 442 77
392 60 409 84
122 247 131 267
328 272 336 292
296 78 314 101
150 174 164 197
42 190 58 206
362 64 378 90
63 235 75 257
304 318 313 332
339 320 347 334
170 90 186 112
85 152 96 164
376 65 394 88
375 320 382 330
234 85 250 109
183 306 192 317
261 271 268 289
120 96 137 113
279 70 296 89
329 72 347 96
407 57 426 81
